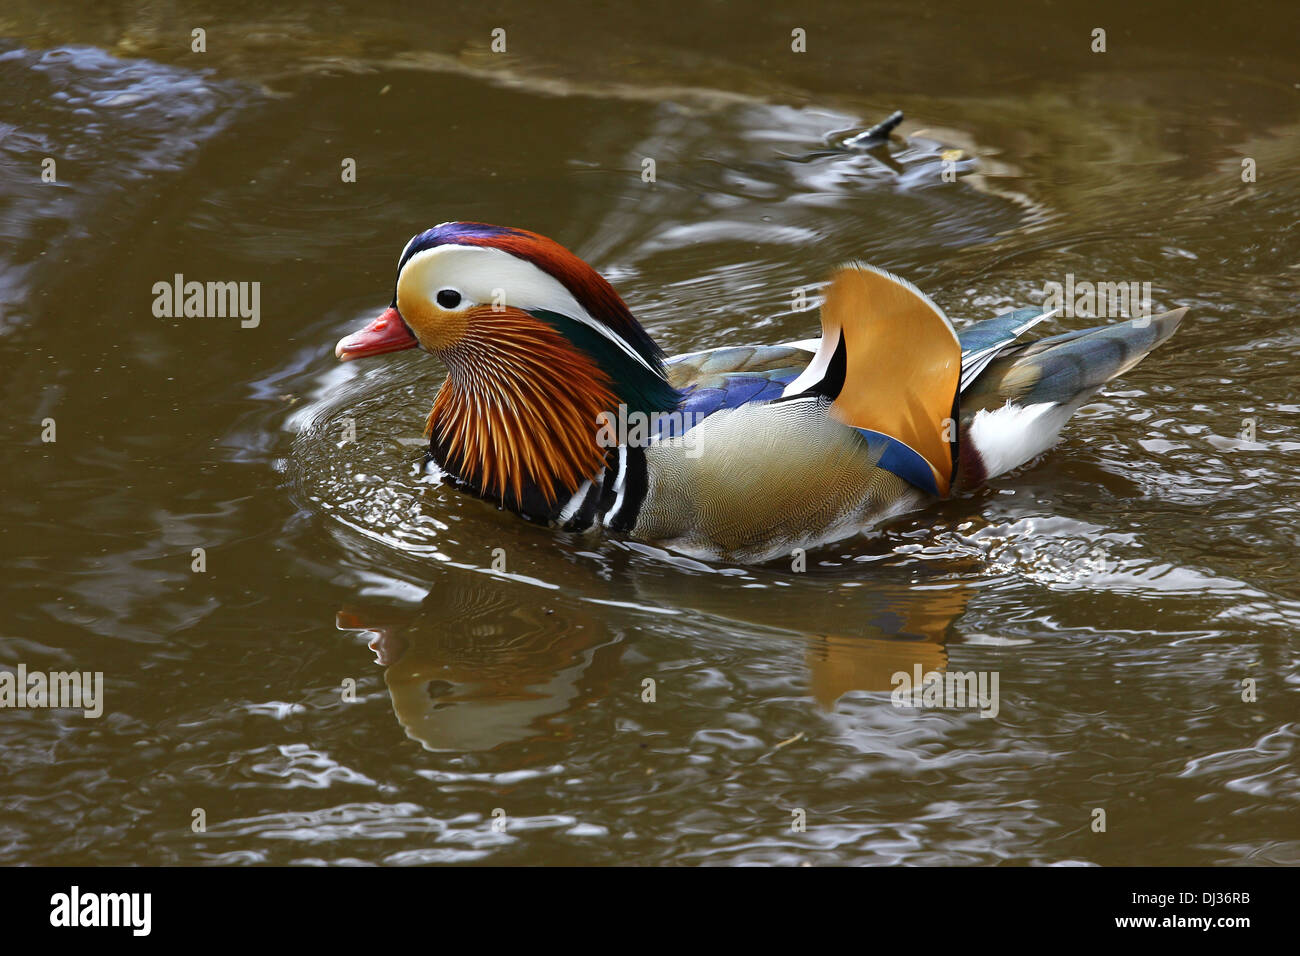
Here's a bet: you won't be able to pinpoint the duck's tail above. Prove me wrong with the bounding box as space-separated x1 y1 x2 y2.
957 309 1187 486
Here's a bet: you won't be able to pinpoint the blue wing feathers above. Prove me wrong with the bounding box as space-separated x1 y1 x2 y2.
956 308 1046 355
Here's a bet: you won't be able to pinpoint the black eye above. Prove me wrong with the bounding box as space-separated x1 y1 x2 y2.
436 289 462 309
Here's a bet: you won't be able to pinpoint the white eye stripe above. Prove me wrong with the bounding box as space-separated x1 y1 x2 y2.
398 245 657 373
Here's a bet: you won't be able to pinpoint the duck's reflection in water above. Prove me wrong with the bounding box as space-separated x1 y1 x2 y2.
627 567 969 707
337 580 624 752
803 587 967 708
337 562 972 751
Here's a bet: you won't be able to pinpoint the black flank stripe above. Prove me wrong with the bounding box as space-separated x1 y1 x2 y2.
595 448 622 518
811 331 848 400
773 330 847 405
610 446 648 533
564 475 605 532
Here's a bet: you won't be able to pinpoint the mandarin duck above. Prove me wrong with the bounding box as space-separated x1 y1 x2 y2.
335 222 1184 564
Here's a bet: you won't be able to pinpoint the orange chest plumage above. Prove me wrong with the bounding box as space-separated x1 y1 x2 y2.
425 307 621 508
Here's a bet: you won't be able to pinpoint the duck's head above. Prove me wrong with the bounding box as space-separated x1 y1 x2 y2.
336 222 680 506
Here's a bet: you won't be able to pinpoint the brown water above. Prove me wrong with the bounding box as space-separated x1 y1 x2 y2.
2 1 1298 865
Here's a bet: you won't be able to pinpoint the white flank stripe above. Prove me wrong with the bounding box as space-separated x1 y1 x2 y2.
781 331 838 397
557 479 593 523
604 445 629 526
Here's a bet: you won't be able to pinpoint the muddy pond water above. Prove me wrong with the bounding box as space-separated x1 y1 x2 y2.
2 1 1297 864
